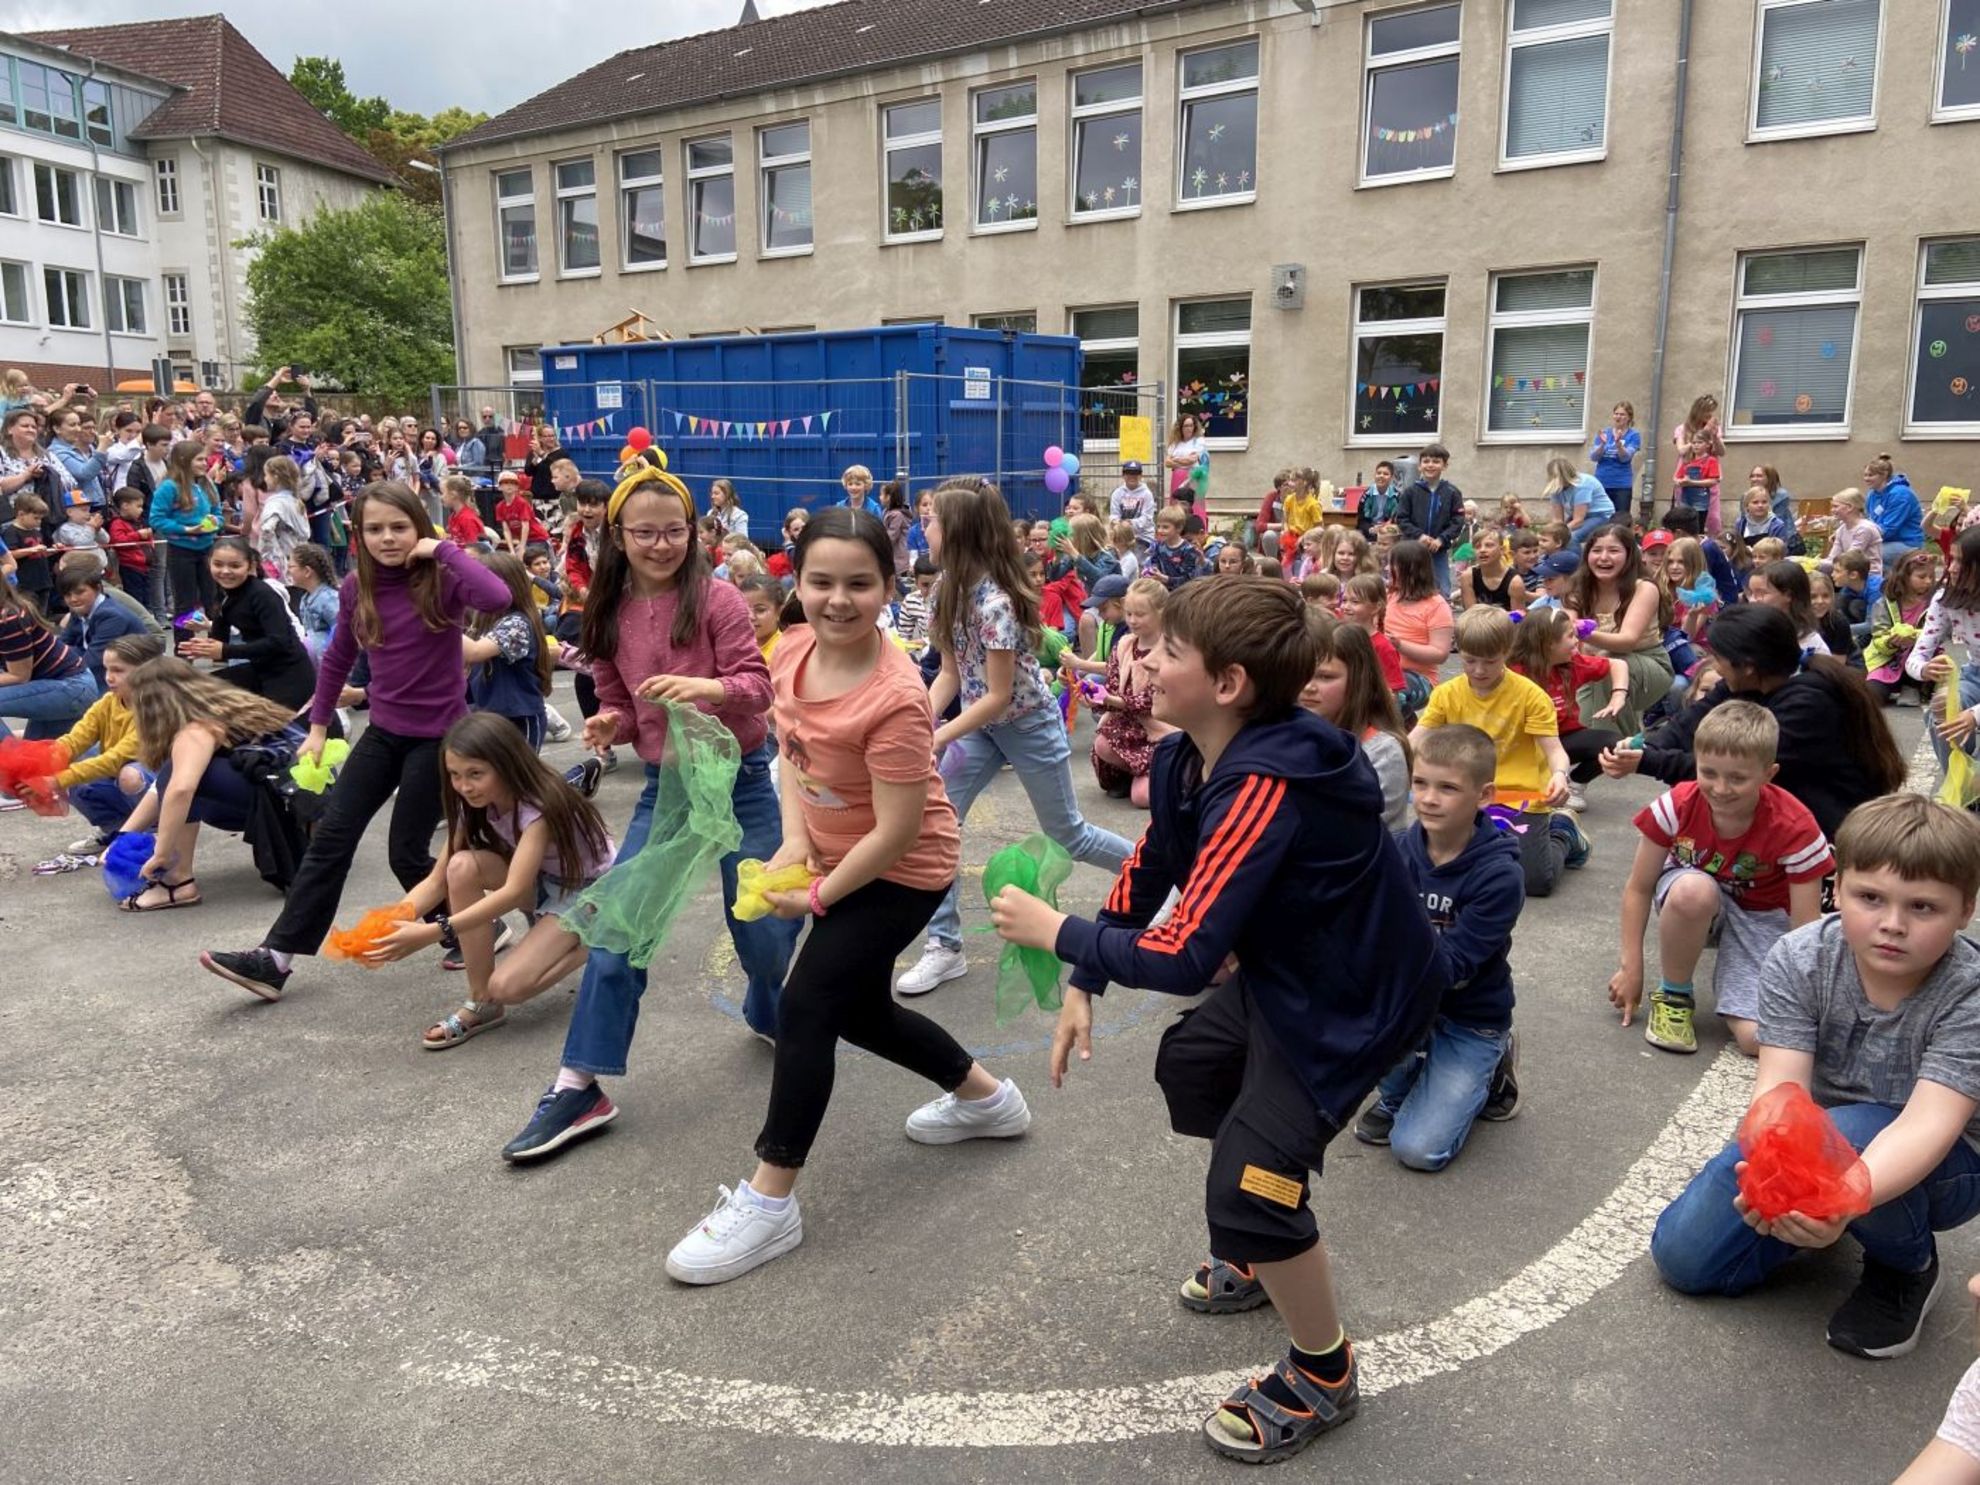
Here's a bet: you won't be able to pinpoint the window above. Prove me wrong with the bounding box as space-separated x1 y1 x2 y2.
1352 282 1447 440
1485 268 1596 437
94 176 139 237
882 314 944 325
1728 246 1862 435
1751 0 1882 139
0 156 16 217
164 273 191 336
618 149 665 269
554 158 600 274
20 63 82 140
255 163 281 223
1502 0 1612 166
105 275 146 335
0 262 29 325
34 164 84 227
506 345 543 386
759 121 812 254
1178 40 1259 206
972 81 1038 229
686 135 737 262
882 99 944 239
972 311 1037 332
154 157 180 215
44 268 89 330
1072 305 1139 441
1938 0 1980 120
0 62 12 126
495 168 537 280
1363 5 1462 184
82 79 113 146
1907 240 1980 434
1071 63 1142 218
1174 298 1252 442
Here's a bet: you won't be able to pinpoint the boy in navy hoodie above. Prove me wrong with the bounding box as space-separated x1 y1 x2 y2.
1354 724 1526 1169
1396 442 1465 595
991 574 1446 1465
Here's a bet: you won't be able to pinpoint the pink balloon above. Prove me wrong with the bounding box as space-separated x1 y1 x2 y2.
1043 445 1064 468
1044 466 1070 495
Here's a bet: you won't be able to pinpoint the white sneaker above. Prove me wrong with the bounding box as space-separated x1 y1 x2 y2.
896 941 967 996
544 706 573 743
0 792 24 813
1565 786 1588 812
67 832 110 854
665 1183 803 1285
905 1078 1032 1145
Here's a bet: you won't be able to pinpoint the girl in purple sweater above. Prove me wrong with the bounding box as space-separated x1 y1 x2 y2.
200 481 514 1001
500 450 800 1163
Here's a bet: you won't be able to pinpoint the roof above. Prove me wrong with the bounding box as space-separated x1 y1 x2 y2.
446 0 1202 153
23 15 397 185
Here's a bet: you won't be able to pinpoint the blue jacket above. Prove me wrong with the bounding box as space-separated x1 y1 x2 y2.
61 592 148 683
1396 816 1523 1031
48 436 106 508
1398 477 1467 550
1055 708 1448 1128
1868 474 1923 546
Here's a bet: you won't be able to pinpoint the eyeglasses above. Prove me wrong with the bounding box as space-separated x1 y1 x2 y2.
621 523 692 548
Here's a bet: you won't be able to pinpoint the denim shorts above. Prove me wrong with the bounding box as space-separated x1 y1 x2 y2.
535 874 588 920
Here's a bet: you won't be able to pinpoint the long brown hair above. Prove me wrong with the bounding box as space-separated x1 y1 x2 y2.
1309 610 1410 768
349 481 449 648
1946 527 1980 613
126 656 299 768
1571 523 1672 630
165 439 210 512
582 480 710 657
1508 605 1578 689
1806 654 1908 795
471 549 554 695
929 478 1041 657
439 712 611 887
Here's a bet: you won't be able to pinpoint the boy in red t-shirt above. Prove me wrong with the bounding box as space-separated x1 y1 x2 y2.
493 471 548 550
1508 606 1627 811
442 474 487 548
107 486 154 614
1611 701 1831 1057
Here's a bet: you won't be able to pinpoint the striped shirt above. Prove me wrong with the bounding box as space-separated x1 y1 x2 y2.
1634 781 1833 915
0 606 85 680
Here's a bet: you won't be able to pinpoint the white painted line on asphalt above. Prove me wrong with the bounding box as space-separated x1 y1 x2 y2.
397 1051 1753 1447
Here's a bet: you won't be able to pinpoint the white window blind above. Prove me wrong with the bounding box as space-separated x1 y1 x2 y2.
1754 0 1881 133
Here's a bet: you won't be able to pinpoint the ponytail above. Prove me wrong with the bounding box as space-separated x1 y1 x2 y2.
1804 654 1906 795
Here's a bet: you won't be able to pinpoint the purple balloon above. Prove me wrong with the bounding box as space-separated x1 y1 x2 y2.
1044 466 1070 495
1043 445 1064 468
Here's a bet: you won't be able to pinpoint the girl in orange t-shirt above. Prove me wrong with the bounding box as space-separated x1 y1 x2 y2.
662 507 1031 1288
1382 538 1455 706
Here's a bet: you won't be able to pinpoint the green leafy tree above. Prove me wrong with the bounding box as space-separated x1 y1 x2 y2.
288 56 390 138
240 192 454 404
289 57 487 206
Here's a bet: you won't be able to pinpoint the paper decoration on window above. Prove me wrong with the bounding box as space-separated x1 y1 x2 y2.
1756 326 1774 347
1371 112 1459 144
1113 132 1130 150
1487 374 1580 393
1819 341 1838 359
1759 379 1779 398
1956 378 1973 397
1794 393 1815 414
559 412 618 441
1957 33 1977 68
1366 379 1444 397
667 409 835 439
767 204 811 226
1932 340 1951 359
1967 314 1980 334
695 210 735 227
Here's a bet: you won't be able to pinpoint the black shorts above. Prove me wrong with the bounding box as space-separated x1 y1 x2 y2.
1154 976 1337 1264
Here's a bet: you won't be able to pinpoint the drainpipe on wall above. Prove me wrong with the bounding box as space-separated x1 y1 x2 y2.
188 136 238 386
1641 0 1696 505
81 58 117 388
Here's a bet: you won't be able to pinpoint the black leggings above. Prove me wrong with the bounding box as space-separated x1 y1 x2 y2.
165 544 216 620
264 723 445 956
573 669 599 721
1562 725 1620 784
754 878 974 1168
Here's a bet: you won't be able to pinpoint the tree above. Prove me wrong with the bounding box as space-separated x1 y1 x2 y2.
240 192 454 405
289 57 488 207
288 56 389 139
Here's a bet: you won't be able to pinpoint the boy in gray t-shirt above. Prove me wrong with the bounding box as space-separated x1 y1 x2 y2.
1649 794 1980 1360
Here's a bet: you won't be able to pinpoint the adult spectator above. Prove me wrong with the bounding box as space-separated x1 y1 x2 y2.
1588 401 1642 524
184 389 220 434
1747 462 1793 524
244 367 318 441
1864 452 1924 569
1544 457 1614 551
46 408 106 510
475 405 506 476
522 423 567 507
1164 412 1207 511
0 407 72 509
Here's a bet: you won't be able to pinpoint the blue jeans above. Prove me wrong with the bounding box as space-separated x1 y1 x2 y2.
1431 550 1452 597
561 744 799 1068
71 774 144 833
1882 540 1917 572
1651 1102 1980 1294
925 707 1134 950
1371 1017 1508 1172
0 669 100 741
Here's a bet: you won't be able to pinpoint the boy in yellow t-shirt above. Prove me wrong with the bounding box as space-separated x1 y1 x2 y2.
1411 606 1589 899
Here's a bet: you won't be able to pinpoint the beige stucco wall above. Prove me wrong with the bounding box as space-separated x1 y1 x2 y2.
444 0 1979 517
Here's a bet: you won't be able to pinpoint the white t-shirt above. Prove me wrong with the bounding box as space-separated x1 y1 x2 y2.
1938 1357 1980 1463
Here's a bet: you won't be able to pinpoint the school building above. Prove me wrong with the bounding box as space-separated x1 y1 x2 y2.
438 0 1980 516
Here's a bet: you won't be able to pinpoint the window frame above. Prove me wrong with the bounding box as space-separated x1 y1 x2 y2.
553 157 602 279
1361 4 1464 189
0 260 31 327
1748 0 1885 144
881 97 945 244
494 167 538 284
1725 243 1864 441
685 133 739 266
154 156 180 216
44 266 90 330
0 154 17 219
758 119 814 257
1071 304 1140 450
970 80 1040 235
971 311 1039 332
617 148 666 273
104 274 147 336
1173 295 1254 451
1904 237 1980 438
1175 38 1261 212
93 175 140 238
1935 0 1980 123
1069 62 1144 223
19 62 83 141
506 344 543 386
1498 0 1613 171
1480 265 1598 443
1348 279 1450 446
254 162 282 224
163 271 192 337
81 78 113 147
33 162 86 230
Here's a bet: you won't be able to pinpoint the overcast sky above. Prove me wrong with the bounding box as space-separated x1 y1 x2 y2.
14 0 837 117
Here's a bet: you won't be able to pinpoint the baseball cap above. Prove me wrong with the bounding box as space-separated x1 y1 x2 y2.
1085 573 1130 609
1536 551 1580 582
496 469 520 485
1121 460 1144 474
1641 528 1675 552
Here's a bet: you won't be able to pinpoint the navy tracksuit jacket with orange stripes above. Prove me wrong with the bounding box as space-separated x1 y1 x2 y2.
1054 708 1448 1131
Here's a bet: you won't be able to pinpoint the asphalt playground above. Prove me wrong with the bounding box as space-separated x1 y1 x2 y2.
1 680 1970 1485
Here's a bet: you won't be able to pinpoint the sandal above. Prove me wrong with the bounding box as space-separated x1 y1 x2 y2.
1203 1349 1359 1464
120 877 201 912
1180 1256 1270 1314
423 1001 507 1050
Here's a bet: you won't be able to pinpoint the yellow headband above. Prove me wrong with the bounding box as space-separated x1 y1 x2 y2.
607 450 696 525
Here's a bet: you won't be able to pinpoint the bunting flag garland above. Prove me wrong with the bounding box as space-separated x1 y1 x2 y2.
666 408 835 441
1371 111 1459 145
558 412 618 441
1488 371 1587 393
1358 379 1442 399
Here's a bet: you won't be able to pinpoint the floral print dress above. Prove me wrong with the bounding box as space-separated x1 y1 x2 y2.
1092 633 1159 789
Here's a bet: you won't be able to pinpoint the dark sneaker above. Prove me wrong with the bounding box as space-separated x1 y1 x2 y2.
601 748 620 774
1554 811 1594 870
1353 1100 1395 1146
443 914 517 971
1481 1031 1521 1122
501 1082 619 1163
1827 1251 1942 1359
564 757 605 799
200 947 291 1002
